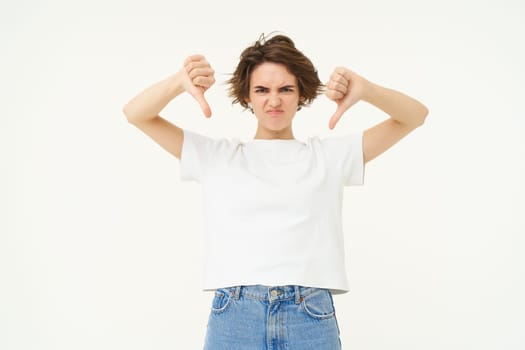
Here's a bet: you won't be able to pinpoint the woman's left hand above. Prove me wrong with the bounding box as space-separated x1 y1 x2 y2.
325 67 367 129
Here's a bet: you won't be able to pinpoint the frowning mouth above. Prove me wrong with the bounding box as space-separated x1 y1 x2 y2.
266 109 284 116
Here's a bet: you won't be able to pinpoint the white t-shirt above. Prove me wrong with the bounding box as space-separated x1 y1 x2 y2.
180 128 365 294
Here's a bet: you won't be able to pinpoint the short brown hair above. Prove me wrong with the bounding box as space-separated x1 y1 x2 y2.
228 33 324 111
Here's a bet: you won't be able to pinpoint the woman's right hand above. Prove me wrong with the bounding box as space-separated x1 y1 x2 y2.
181 54 215 117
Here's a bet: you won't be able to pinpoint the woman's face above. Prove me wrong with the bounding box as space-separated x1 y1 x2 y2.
246 62 301 139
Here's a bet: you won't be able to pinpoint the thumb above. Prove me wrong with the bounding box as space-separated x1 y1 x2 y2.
328 105 346 130
193 89 212 118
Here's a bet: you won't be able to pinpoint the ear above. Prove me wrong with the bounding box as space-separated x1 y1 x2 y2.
244 97 251 104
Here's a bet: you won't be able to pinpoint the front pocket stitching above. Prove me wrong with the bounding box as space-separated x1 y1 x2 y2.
211 292 233 314
301 299 335 320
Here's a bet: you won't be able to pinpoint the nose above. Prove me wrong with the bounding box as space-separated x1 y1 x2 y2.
268 93 281 107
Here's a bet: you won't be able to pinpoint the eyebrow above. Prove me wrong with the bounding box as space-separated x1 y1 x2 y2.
253 85 296 89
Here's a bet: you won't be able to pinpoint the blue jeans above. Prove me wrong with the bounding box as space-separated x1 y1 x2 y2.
203 285 342 350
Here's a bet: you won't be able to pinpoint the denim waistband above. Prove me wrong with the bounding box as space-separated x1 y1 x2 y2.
218 285 326 304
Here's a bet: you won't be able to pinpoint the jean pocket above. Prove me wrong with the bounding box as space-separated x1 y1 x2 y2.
210 289 234 314
301 289 336 320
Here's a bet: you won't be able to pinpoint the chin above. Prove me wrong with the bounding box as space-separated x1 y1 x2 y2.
265 124 291 132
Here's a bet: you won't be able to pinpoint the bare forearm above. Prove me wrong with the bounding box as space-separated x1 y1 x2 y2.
362 80 429 127
123 71 185 124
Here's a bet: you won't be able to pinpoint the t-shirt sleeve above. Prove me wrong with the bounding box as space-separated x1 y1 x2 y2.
322 132 365 186
179 129 226 183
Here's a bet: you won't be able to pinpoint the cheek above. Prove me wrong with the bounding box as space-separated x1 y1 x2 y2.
285 96 300 106
251 98 264 109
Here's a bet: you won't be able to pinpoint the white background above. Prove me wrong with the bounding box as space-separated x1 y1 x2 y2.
2 0 524 349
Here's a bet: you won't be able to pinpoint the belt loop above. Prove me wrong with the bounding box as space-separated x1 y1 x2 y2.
294 286 301 304
234 286 241 300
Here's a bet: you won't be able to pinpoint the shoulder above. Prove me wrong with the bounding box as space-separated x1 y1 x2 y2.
316 132 363 149
184 129 241 145
182 129 243 156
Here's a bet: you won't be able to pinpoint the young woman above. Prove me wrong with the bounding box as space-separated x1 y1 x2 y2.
123 34 428 350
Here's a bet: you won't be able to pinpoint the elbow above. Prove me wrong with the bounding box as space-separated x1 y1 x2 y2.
415 105 429 127
122 104 137 124
122 104 130 121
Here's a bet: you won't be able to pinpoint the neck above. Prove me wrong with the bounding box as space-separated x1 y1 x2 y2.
254 126 294 140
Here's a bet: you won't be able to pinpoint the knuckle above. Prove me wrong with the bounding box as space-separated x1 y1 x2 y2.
194 76 207 86
186 55 198 64
188 70 197 79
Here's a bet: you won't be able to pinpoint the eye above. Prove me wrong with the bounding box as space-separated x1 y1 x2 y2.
254 87 268 93
280 86 295 93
